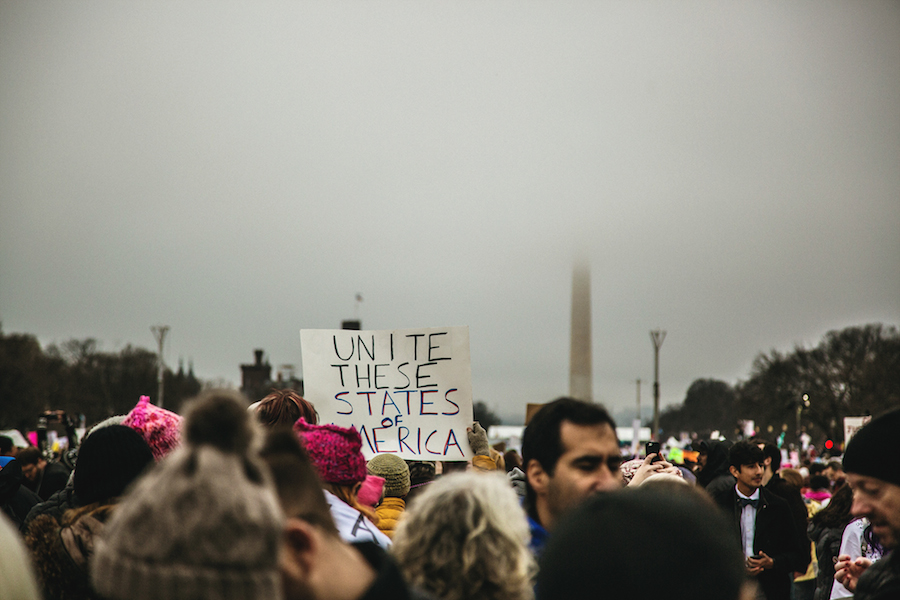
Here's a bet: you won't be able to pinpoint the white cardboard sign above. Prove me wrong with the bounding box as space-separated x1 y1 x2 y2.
843 416 872 447
300 326 473 460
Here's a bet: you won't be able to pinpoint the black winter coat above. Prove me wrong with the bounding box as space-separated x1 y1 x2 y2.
808 519 844 600
713 485 807 600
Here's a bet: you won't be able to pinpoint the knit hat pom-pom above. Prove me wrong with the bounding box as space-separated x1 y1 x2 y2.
184 392 254 454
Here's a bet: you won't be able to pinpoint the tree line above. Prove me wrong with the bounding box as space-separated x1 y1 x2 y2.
0 326 201 432
3 322 897 446
659 323 900 447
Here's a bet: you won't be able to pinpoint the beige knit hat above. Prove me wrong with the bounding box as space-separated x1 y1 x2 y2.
367 453 410 498
90 390 284 600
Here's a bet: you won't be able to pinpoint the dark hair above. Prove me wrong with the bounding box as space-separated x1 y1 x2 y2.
503 449 522 473
255 389 317 428
522 397 616 512
16 446 42 466
809 475 831 491
538 486 746 600
760 442 781 471
258 427 337 536
0 435 13 454
405 461 436 507
826 460 843 472
811 483 852 528
862 520 885 557
809 463 826 476
727 441 765 470
780 468 803 488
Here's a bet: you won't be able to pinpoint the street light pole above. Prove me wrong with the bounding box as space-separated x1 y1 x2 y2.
151 325 170 409
650 329 666 442
796 393 810 441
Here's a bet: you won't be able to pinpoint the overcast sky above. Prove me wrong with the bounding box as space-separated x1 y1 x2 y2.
2 2 898 424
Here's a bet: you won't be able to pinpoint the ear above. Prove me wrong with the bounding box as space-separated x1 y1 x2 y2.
728 465 740 479
282 518 319 576
526 458 550 495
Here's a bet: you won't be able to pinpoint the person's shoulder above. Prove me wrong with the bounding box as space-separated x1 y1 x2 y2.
706 473 737 498
46 460 70 474
710 485 735 507
766 475 801 498
760 486 790 508
847 518 868 534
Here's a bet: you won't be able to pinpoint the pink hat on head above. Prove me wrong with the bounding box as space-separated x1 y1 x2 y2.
122 395 182 461
357 474 385 508
293 418 367 485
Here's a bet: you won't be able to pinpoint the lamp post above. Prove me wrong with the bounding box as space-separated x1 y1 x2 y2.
650 329 666 442
796 393 810 441
151 325 170 409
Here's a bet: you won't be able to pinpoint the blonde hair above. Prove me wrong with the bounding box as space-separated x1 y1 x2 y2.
323 481 379 526
391 472 534 600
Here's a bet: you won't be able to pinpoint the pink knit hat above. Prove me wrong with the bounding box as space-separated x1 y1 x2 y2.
122 396 182 461
357 474 385 508
293 418 367 485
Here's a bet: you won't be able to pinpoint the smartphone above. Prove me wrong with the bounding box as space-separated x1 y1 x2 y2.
645 441 661 462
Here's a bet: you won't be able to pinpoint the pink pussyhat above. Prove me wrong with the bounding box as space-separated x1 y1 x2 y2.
293 418 368 486
357 475 385 508
122 395 183 461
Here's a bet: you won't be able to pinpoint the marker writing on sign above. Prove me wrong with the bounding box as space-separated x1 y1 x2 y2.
332 389 460 417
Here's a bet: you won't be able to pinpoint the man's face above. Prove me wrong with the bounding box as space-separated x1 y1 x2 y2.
730 462 764 495
21 459 45 482
698 451 708 469
847 473 900 548
540 421 621 526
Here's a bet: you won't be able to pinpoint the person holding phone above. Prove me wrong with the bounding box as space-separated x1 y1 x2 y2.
618 441 684 486
833 409 900 600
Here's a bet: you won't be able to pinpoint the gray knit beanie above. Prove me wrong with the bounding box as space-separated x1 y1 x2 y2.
367 453 410 497
90 390 284 600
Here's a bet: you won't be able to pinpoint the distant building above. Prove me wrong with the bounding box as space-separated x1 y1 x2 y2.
240 349 303 403
241 316 358 403
240 349 272 402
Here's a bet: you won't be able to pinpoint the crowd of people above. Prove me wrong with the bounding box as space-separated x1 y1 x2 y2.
1 389 897 600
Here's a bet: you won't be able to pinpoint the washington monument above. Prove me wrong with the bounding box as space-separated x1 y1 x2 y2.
569 259 592 402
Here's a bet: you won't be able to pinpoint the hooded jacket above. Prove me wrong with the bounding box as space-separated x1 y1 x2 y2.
698 440 735 497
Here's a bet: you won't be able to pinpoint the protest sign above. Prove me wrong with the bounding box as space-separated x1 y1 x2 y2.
843 415 872 448
300 326 474 460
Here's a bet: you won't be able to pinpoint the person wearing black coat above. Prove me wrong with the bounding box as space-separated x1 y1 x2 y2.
698 439 736 497
0 458 42 528
712 441 807 600
760 443 812 573
22 425 153 531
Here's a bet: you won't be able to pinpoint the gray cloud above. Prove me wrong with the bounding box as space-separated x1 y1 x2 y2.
2 1 898 423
